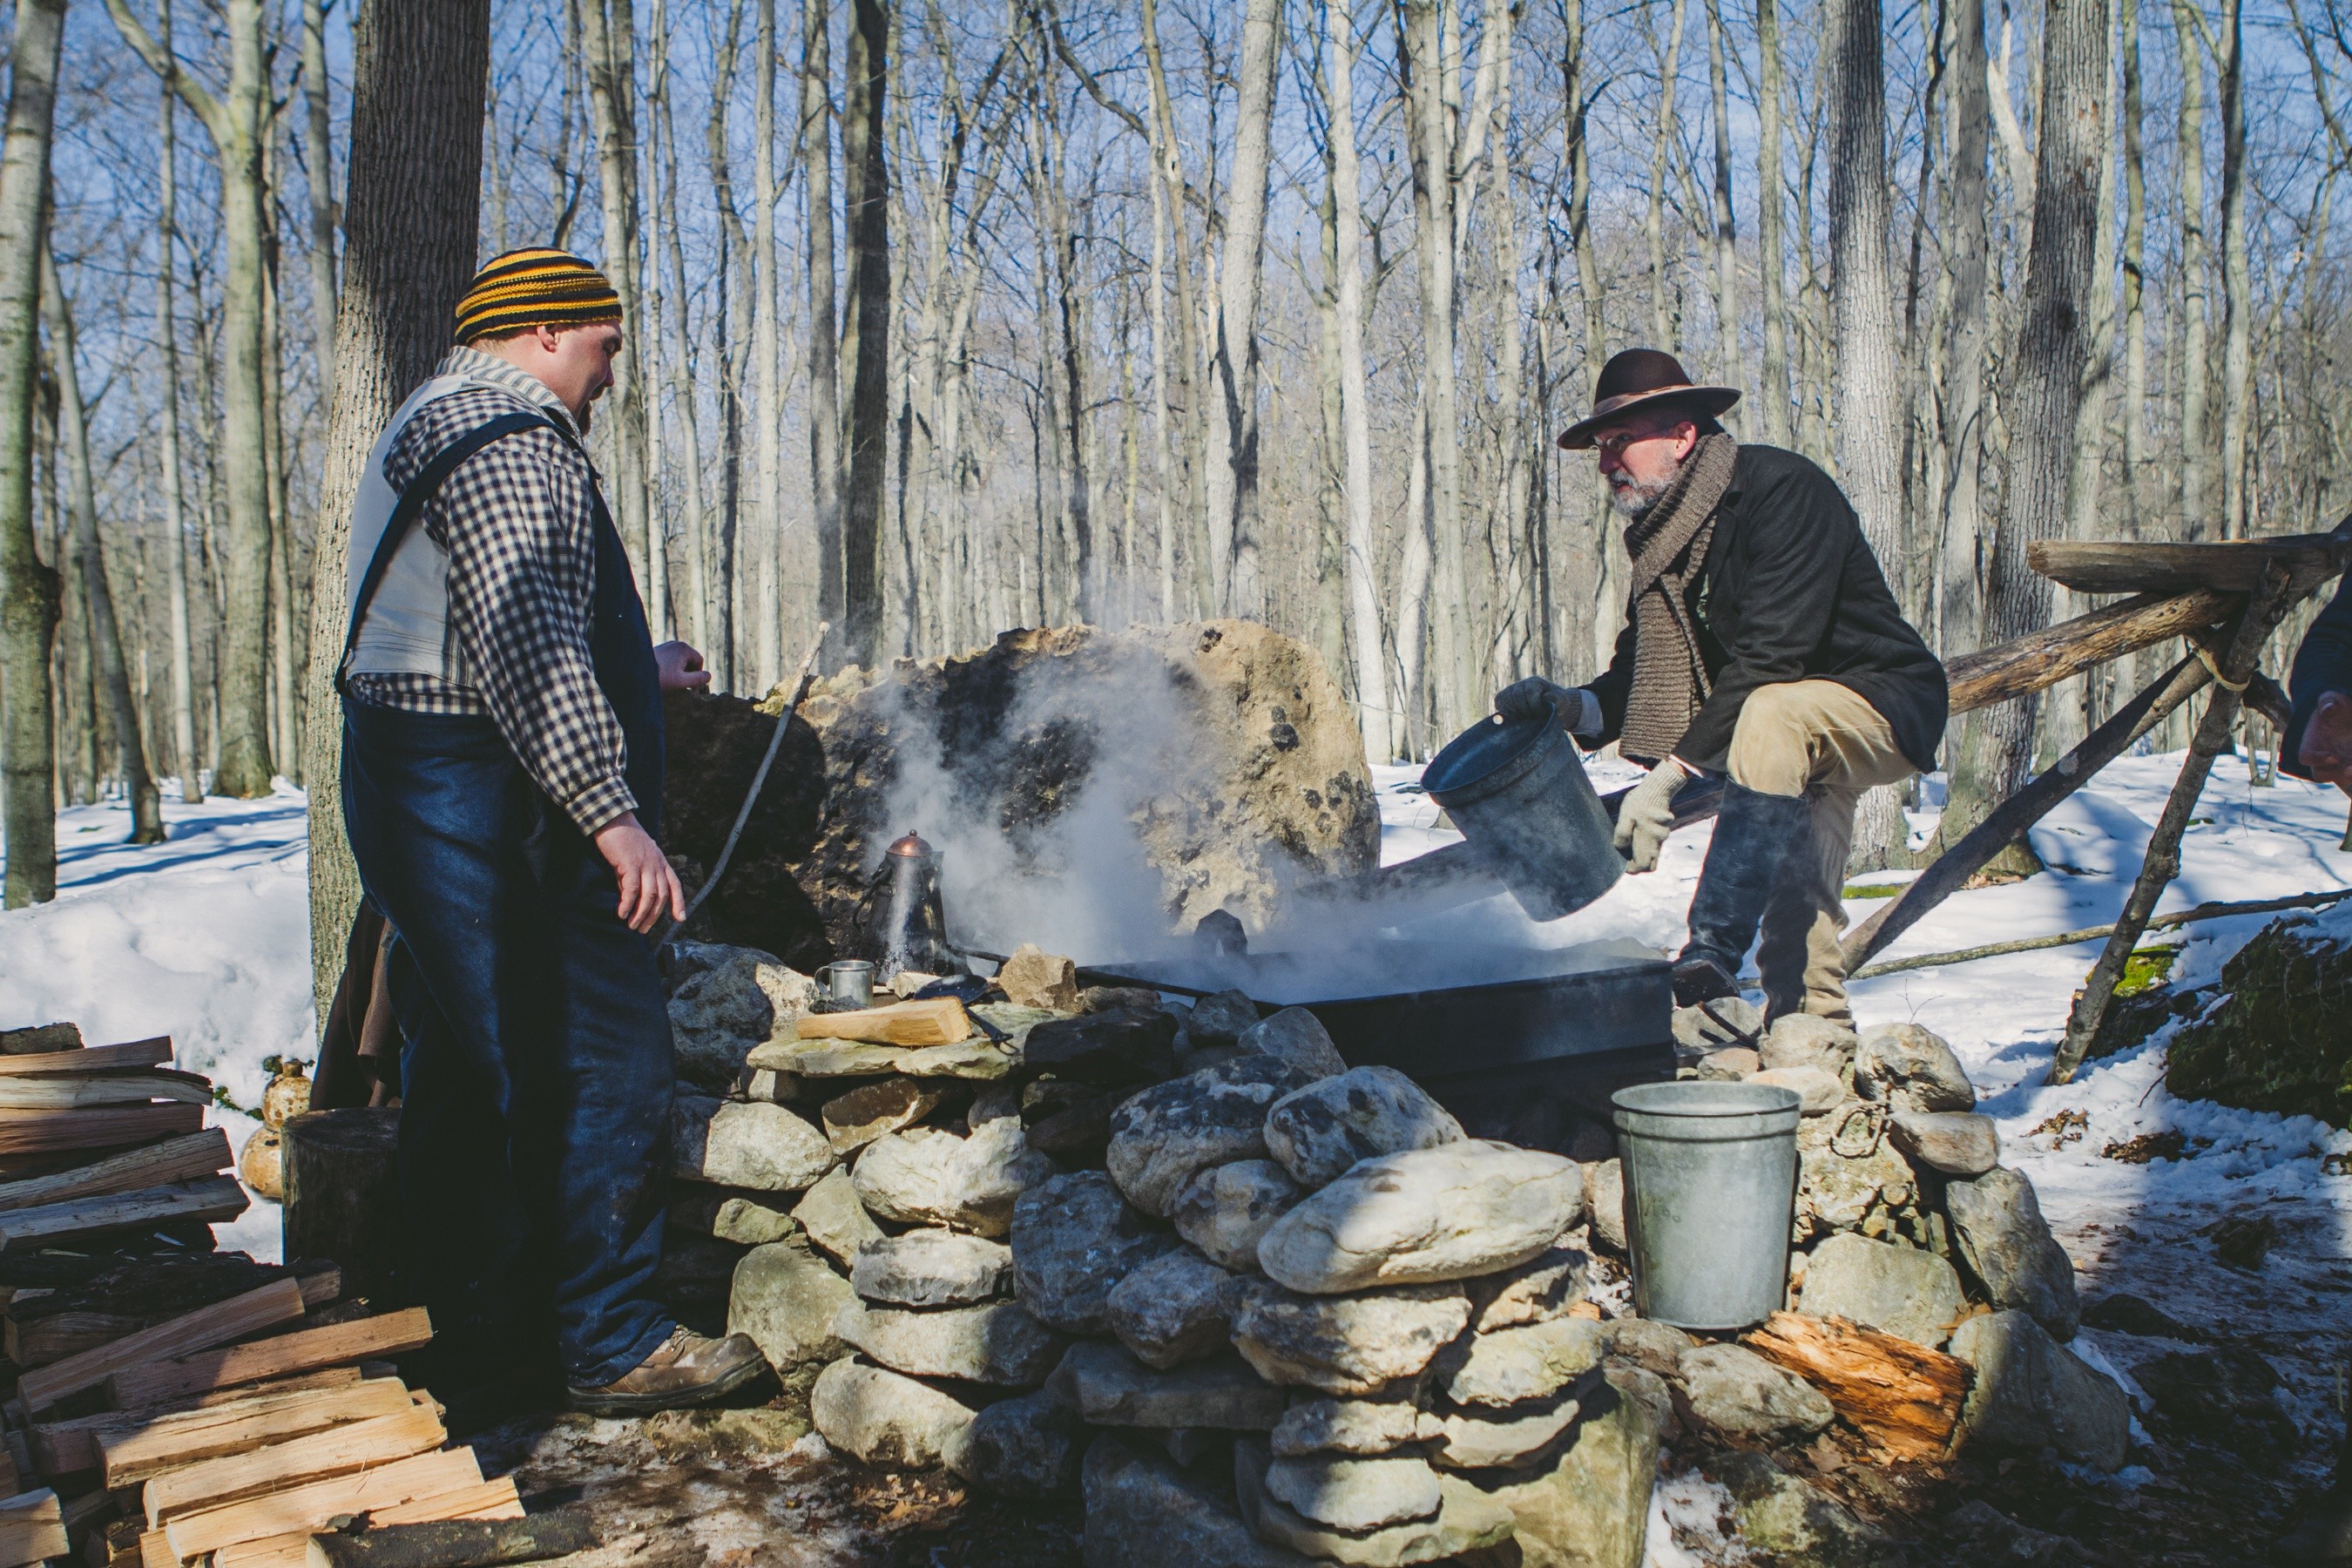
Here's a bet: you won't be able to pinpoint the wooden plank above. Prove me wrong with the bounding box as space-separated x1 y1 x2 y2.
365 1478 525 1526
0 1488 71 1566
0 1178 248 1254
1744 1312 1967 1461
144 1404 445 1525
98 1380 415 1488
789 997 971 1046
20 1281 308 1415
0 1131 233 1216
161 1449 480 1561
1943 588 2234 714
2029 524 2352 594
137 1528 173 1568
14 1264 337 1376
0 1105 206 1158
0 1042 171 1079
31 1370 370 1477
213 1536 312 1568
0 1077 211 1112
105 1309 433 1412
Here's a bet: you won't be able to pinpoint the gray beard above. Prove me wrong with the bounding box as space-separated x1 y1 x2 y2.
1610 473 1675 518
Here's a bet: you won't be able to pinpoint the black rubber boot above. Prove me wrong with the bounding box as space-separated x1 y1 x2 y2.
1673 782 1815 1007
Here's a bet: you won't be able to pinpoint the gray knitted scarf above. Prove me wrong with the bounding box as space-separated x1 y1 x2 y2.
1619 431 1738 765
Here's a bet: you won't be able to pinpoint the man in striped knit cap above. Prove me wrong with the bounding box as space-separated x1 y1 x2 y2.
338 249 763 1416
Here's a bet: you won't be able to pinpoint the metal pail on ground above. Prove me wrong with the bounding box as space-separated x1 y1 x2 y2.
1610 1080 1803 1330
1423 713 1621 920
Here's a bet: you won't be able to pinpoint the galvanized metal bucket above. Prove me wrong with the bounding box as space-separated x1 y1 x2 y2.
1611 1080 1803 1331
1423 713 1621 921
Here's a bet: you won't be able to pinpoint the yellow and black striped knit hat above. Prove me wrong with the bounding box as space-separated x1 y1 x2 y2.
452 248 623 342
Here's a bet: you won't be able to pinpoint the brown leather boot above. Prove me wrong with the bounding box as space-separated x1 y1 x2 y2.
565 1327 768 1416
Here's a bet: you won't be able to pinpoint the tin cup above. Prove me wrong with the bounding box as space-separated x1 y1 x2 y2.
816 960 875 1010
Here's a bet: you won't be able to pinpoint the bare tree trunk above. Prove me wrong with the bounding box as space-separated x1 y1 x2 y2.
154 3 201 805
0 0 65 908
1821 0 1911 869
2173 0 2208 537
1645 0 1689 347
301 0 336 391
1327 0 1389 763
1703 0 1737 379
2215 0 2250 539
705 0 747 685
2119 0 2146 537
577 0 653 601
801 0 843 651
1139 0 1207 618
1206 0 1282 618
297 0 490 1024
1939 0 1990 660
653 0 710 658
106 0 276 798
44 251 164 844
751 0 783 688
1755 0 1791 445
1402 0 1467 734
840 0 891 665
1942 0 2108 860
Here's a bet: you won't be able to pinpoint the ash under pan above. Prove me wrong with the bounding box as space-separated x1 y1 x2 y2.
1082 940 1677 1124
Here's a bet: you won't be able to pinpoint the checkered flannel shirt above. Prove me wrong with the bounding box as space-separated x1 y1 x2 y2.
345 346 638 836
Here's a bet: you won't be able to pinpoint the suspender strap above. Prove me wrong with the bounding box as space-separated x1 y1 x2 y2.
336 411 554 697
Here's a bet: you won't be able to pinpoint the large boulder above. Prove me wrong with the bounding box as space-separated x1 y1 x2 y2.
665 943 820 1091
1678 1343 1835 1445
1227 1278 1470 1395
965 1389 1086 1497
1108 1056 1320 1217
851 1229 1013 1308
1261 1452 1443 1531
728 1237 857 1375
1080 1435 1320 1568
836 1300 1066 1387
661 623 1381 965
1257 1142 1583 1294
1051 1341 1288 1429
1462 1370 1663 1568
1234 1437 1516 1566
1273 1396 1443 1457
1173 1159 1306 1273
1262 1067 1466 1189
1707 1450 1891 1568
1943 1166 2081 1341
810 1355 979 1471
1105 1248 1240 1369
2166 906 2352 1125
1429 1319 1605 1410
672 1098 838 1193
1011 1171 1182 1335
850 1119 1057 1238
1947 1310 2131 1470
1855 1024 1977 1112
1797 1233 1967 1347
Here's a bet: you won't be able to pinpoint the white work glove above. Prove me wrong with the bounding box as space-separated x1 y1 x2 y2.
1496 678 1601 737
1612 759 1687 875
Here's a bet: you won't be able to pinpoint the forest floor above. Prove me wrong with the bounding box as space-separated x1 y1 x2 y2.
0 747 2345 1565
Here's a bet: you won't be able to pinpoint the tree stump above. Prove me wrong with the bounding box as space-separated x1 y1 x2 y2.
282 1109 402 1306
1743 1311 1969 1461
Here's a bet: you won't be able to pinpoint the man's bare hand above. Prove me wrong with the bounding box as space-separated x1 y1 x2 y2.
594 812 685 932
655 640 711 692
2301 690 2352 795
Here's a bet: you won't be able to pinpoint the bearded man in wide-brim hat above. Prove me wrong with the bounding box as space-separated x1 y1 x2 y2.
1499 348 1949 1024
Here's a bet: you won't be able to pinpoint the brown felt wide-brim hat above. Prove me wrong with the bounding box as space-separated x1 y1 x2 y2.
1557 348 1741 449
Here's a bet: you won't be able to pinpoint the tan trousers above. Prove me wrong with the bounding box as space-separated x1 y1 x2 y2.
1723 679 1916 1024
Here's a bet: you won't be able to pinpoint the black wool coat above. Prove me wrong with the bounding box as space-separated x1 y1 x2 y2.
1583 443 1948 774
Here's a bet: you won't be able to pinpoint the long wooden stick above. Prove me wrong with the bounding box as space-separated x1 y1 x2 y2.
1943 587 2234 713
1842 652 2215 973
1851 887 2352 980
2051 566 2300 1083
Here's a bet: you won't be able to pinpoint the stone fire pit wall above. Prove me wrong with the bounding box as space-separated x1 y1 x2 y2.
659 621 1382 971
659 945 2134 1568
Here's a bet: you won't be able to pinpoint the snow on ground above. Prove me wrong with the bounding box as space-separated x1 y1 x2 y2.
0 782 313 1260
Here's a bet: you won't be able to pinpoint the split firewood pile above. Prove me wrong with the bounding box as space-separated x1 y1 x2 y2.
665 939 2130 1563
0 1022 521 1568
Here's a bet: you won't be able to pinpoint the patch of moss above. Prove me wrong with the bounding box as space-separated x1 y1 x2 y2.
2115 944 2182 998
2167 915 2352 1127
